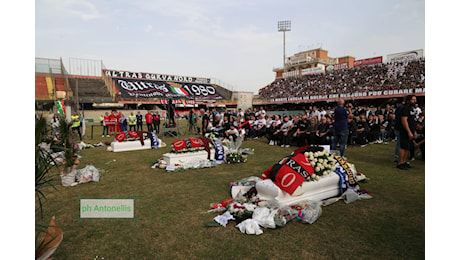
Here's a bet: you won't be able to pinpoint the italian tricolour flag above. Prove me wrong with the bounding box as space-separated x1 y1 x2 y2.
55 100 66 115
171 86 189 96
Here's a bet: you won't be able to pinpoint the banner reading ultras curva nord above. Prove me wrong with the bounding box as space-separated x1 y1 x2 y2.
111 77 224 100
104 69 224 100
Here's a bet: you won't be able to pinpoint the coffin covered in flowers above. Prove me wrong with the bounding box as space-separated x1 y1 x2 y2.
255 147 358 206
206 146 371 235
154 136 252 171
109 131 165 152
155 137 226 170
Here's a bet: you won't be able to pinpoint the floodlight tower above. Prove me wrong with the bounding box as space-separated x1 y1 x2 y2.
278 20 291 70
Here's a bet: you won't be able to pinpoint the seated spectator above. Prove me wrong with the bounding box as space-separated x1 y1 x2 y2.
225 124 239 141
274 115 293 147
267 121 280 146
305 117 318 145
356 114 369 146
315 117 331 145
238 116 253 140
325 116 335 146
253 114 267 139
367 114 380 144
347 115 357 145
292 115 309 146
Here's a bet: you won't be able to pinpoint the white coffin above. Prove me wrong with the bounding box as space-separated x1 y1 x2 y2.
111 139 162 153
162 149 222 166
255 172 341 206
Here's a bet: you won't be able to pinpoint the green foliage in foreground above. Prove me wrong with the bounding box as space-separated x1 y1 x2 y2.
39 123 424 259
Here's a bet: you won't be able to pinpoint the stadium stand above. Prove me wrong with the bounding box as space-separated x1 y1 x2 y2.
259 58 425 100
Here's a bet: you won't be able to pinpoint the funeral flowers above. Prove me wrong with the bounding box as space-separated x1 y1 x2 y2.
227 202 256 222
304 150 336 177
226 152 247 164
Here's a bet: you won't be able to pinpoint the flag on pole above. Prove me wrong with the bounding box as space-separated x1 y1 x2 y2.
55 100 66 115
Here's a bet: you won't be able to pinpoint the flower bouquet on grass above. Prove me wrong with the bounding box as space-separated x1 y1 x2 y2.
224 135 252 164
226 152 247 164
227 202 256 223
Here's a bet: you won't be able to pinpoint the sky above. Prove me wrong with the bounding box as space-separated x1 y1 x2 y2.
35 0 425 94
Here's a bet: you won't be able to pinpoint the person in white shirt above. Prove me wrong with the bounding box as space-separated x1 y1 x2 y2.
255 106 266 118
310 106 321 121
320 108 327 121
225 124 239 141
50 113 60 136
274 115 293 147
413 103 422 120
273 115 282 127
253 114 267 139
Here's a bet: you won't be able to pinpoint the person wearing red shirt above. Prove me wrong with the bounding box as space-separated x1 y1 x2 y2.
102 112 111 137
145 110 153 132
114 110 121 133
109 110 118 135
153 112 161 133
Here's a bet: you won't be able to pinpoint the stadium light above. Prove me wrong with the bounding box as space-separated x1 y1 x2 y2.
278 20 291 69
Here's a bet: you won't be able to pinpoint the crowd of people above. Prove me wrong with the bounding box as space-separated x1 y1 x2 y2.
99 110 162 137
198 98 425 168
259 58 425 99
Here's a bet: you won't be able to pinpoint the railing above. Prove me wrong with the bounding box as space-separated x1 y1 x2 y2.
67 57 103 77
210 78 235 92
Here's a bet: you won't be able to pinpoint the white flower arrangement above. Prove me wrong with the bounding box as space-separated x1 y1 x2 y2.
226 152 247 164
304 149 336 178
227 202 256 221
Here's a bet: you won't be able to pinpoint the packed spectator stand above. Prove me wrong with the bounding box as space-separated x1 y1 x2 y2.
258 58 425 99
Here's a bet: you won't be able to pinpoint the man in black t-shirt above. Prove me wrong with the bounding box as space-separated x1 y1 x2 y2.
292 115 308 146
397 95 417 170
316 117 331 145
356 115 369 146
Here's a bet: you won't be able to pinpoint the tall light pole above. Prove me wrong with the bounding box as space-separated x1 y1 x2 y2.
278 20 291 70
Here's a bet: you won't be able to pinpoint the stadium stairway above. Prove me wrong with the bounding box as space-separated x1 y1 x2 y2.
68 77 113 103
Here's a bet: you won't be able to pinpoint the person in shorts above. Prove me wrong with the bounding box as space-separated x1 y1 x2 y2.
397 95 417 170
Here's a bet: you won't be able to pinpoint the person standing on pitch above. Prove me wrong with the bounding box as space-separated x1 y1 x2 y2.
71 111 82 140
153 112 161 134
331 99 352 159
136 111 143 131
145 110 153 132
128 112 136 131
397 95 417 170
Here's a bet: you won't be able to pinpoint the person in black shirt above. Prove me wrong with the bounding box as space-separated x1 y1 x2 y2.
200 109 210 137
292 115 309 146
305 117 318 145
367 114 380 144
316 117 330 145
397 95 417 170
386 112 396 141
267 121 279 146
325 116 335 146
356 115 369 146
136 111 143 131
347 115 357 145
